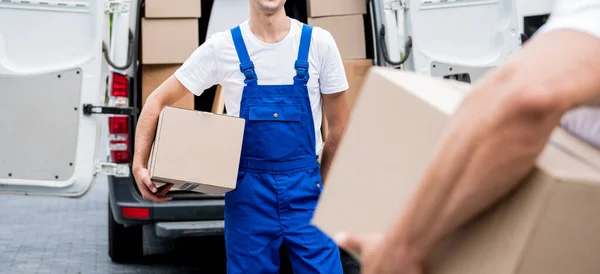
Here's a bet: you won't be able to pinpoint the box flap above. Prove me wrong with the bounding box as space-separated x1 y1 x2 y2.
372 67 468 115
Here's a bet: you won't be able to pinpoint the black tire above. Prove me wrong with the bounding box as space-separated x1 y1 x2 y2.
340 249 361 274
108 199 144 263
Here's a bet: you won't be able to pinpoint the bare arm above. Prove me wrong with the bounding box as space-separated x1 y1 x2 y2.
132 76 191 202
389 30 600 262
320 91 351 183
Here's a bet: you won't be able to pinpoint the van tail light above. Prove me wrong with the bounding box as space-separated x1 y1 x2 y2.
109 72 130 163
121 207 150 219
111 73 129 97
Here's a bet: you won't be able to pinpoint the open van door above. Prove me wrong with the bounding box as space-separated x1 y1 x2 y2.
372 0 521 84
0 0 129 197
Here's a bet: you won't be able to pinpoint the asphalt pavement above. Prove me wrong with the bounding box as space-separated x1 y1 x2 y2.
0 175 226 274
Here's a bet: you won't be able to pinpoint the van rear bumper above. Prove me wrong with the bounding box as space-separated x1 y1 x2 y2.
107 174 225 231
155 220 225 238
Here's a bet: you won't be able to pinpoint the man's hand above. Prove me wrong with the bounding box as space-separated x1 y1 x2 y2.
133 166 173 203
335 232 425 274
132 75 191 203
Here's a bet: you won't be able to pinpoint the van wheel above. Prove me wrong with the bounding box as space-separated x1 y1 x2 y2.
108 200 143 263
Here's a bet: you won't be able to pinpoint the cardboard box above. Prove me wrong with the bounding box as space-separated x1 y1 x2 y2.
308 15 366 59
307 0 366 17
142 65 195 110
145 0 201 18
321 59 373 141
141 19 199 64
343 59 372 108
313 67 600 273
148 107 245 194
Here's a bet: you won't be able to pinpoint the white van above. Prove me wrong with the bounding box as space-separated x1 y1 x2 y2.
0 0 528 265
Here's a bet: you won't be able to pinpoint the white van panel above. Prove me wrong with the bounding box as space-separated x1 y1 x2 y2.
405 0 521 83
0 0 108 196
206 0 249 39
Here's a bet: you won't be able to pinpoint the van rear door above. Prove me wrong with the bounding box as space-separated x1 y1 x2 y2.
371 0 521 84
0 0 111 197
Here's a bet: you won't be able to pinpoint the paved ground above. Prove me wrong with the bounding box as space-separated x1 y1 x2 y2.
0 175 226 274
0 126 360 274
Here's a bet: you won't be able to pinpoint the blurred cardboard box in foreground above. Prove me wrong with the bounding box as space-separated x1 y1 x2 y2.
149 107 245 194
313 67 600 274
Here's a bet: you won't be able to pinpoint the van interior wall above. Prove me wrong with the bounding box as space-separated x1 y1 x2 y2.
135 0 372 113
522 14 550 44
363 11 374 60
195 0 217 112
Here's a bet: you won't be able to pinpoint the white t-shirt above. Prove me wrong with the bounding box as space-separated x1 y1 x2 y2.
536 0 600 149
175 18 349 155
536 0 600 40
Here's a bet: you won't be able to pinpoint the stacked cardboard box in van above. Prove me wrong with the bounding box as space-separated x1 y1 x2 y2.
307 0 367 59
306 0 373 140
140 0 201 110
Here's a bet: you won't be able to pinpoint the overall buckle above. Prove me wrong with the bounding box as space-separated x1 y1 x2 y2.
240 62 257 82
294 60 310 82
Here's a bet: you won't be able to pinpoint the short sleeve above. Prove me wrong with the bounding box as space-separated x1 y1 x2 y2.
536 0 600 41
174 36 220 96
315 28 349 95
560 107 600 149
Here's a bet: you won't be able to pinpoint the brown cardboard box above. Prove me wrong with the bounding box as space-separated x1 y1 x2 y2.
142 65 194 110
148 107 245 194
313 67 600 273
321 59 372 141
308 15 366 59
307 0 366 17
343 59 372 108
141 19 199 64
145 0 201 18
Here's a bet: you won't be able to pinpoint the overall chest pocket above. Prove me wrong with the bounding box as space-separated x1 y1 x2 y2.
244 104 307 160
248 104 303 122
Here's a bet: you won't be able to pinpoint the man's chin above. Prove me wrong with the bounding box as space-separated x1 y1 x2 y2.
258 4 283 14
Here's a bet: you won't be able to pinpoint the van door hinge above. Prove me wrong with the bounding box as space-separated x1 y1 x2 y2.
95 162 130 177
104 0 130 14
384 0 407 10
82 104 138 116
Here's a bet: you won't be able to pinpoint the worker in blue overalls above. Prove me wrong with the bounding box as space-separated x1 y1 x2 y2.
132 0 353 273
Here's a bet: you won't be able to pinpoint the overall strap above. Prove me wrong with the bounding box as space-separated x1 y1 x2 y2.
294 24 313 84
230 26 257 85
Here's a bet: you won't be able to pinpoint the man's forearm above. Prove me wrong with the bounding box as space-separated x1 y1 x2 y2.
388 93 563 260
320 125 344 183
132 76 189 171
132 96 164 171
386 30 600 262
320 91 351 182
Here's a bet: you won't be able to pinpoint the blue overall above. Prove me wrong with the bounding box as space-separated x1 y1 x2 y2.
224 24 343 274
